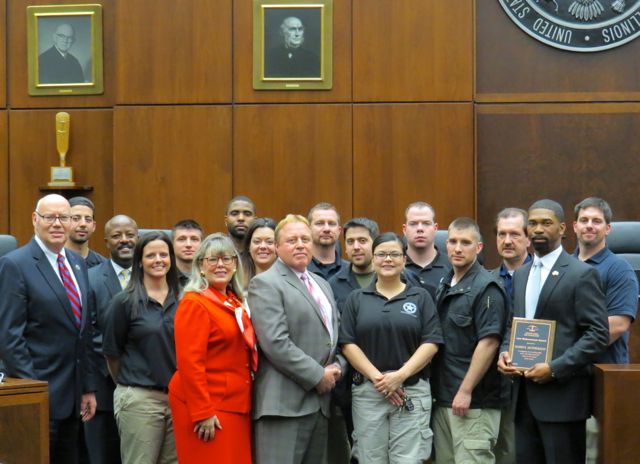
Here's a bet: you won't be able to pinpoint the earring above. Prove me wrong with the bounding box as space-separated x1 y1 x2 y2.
200 271 206 278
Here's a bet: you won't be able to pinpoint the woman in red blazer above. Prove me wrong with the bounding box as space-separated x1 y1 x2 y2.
169 233 258 463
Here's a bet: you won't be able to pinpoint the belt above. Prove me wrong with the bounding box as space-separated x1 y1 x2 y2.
125 384 169 394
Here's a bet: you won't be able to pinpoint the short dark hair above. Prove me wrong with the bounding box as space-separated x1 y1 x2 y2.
308 202 340 223
226 196 256 214
574 197 612 224
529 199 565 222
68 196 95 212
171 219 203 239
343 217 379 240
404 201 436 222
495 208 528 235
372 232 407 255
448 217 482 242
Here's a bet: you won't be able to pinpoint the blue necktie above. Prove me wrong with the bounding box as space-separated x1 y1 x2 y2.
525 261 542 319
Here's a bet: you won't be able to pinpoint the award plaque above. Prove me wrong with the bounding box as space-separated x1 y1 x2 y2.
48 112 76 187
508 317 556 371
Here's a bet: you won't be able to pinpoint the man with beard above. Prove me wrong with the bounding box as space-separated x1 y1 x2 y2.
307 203 348 280
66 197 106 269
171 219 203 287
498 199 608 464
403 201 450 300
572 197 638 464
85 215 138 464
225 196 256 252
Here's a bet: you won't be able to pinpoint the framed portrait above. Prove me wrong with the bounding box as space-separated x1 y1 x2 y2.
253 0 332 90
27 4 104 96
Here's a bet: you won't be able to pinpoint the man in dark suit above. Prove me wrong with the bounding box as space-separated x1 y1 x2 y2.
0 194 97 464
498 199 609 464
85 215 138 464
38 23 85 84
248 214 346 464
264 16 320 78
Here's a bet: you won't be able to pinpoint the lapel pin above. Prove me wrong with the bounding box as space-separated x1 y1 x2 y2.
551 270 559 277
75 264 80 271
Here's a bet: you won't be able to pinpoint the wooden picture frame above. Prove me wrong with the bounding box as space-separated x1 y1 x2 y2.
27 4 104 96
253 0 333 90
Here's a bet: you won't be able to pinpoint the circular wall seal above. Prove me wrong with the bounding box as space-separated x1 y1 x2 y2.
498 0 640 52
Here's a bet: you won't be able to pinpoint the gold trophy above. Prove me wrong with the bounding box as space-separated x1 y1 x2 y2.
48 112 76 187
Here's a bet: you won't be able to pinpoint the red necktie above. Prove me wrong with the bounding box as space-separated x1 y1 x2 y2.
57 254 82 328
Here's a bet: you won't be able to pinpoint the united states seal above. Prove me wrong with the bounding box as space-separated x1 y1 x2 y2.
498 0 640 51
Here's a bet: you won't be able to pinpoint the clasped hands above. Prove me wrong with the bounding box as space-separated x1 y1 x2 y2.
315 363 342 394
497 352 553 384
373 371 406 407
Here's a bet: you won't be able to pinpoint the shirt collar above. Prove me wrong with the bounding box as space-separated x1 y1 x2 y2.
34 234 66 260
110 259 129 276
499 253 532 277
534 245 563 270
572 246 611 265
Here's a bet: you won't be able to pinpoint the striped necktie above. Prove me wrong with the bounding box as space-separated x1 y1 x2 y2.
57 254 82 328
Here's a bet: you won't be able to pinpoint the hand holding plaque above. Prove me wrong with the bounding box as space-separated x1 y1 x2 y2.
48 112 76 187
508 317 556 371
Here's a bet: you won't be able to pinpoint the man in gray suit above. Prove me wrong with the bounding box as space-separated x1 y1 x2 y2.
248 214 346 464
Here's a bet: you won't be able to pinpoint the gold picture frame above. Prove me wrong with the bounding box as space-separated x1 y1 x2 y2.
253 0 332 90
27 4 104 96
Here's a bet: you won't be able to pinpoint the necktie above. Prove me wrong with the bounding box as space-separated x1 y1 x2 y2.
525 261 542 319
119 268 131 290
57 254 82 328
300 273 333 340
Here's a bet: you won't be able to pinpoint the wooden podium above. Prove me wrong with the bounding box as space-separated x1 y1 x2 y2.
0 377 49 464
593 364 640 464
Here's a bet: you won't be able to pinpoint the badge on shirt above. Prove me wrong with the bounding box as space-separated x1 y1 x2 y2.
401 302 418 317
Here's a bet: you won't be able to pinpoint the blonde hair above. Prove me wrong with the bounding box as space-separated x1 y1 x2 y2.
183 233 245 296
275 214 309 241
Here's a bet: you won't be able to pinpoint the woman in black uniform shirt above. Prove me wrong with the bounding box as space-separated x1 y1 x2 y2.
103 231 181 463
339 232 443 464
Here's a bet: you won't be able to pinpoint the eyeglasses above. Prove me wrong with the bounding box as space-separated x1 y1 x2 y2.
55 33 74 42
71 215 94 224
204 255 236 265
373 251 404 260
35 212 71 224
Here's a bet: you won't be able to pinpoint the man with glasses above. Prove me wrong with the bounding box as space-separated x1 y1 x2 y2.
431 218 508 463
0 194 97 464
65 196 106 269
39 23 85 84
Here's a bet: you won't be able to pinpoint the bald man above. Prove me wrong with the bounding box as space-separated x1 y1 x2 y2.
39 23 85 84
0 194 97 464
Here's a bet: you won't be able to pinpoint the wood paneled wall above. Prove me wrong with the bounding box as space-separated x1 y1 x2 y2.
1 0 638 264
2 0 474 246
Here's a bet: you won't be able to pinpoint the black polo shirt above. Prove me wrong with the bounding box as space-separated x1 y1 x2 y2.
103 290 178 389
405 246 451 300
339 285 443 380
308 249 349 281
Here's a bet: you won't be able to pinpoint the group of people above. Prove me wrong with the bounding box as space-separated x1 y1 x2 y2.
0 193 636 464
